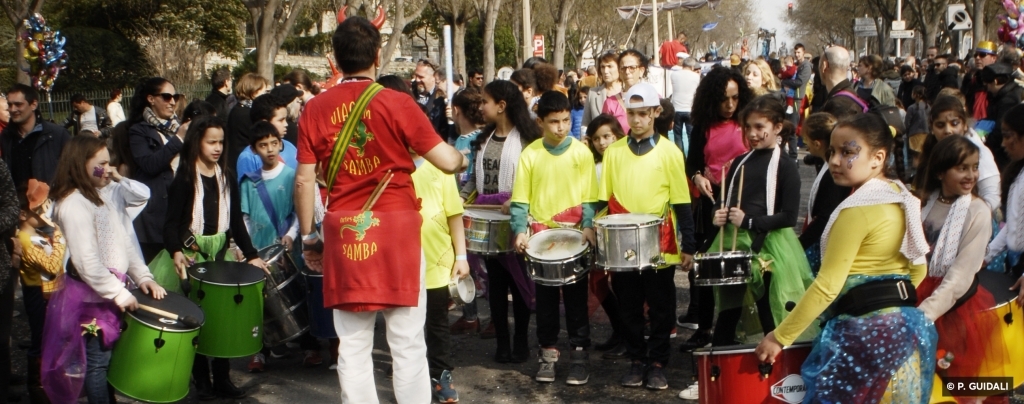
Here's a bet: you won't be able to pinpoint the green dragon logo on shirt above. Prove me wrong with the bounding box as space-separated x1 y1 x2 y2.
348 121 375 157
339 211 380 241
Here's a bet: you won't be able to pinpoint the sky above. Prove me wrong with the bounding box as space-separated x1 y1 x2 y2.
753 0 794 51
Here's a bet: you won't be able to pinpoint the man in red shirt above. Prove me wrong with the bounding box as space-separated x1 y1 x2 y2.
659 31 689 68
294 16 467 403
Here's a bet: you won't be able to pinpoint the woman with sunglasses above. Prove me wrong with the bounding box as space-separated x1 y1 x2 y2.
601 50 648 132
126 77 188 262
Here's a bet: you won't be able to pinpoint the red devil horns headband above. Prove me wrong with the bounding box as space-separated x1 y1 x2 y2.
337 6 386 30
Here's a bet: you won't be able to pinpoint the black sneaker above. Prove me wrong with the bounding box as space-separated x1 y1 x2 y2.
213 378 247 399
645 362 668 390
678 330 712 352
602 343 628 360
619 360 645 387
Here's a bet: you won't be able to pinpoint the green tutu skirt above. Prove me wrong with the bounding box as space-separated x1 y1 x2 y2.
149 233 234 294
710 226 818 343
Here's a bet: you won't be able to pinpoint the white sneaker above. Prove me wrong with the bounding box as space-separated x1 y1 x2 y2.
329 363 338 370
678 382 699 400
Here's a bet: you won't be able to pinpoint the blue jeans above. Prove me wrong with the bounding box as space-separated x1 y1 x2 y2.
673 112 692 157
85 334 112 403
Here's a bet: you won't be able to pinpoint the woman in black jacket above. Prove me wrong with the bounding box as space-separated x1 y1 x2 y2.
124 77 187 262
225 73 270 171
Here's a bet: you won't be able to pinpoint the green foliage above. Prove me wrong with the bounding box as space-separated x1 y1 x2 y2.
465 20 484 70
494 23 518 69
231 52 324 83
51 27 153 93
282 32 332 56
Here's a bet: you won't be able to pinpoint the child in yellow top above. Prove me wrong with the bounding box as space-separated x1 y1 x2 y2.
755 113 936 403
510 91 598 385
411 149 469 403
597 82 696 391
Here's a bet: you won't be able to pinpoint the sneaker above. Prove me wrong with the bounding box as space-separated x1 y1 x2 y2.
303 350 324 367
644 326 678 339
677 313 699 330
620 360 645 387
247 353 265 373
450 317 480 335
535 348 558 382
670 327 678 338
678 382 699 400
565 348 589 386
213 377 247 398
602 343 628 360
646 362 668 390
269 345 289 359
329 363 338 371
678 330 712 352
479 322 496 339
431 370 459 403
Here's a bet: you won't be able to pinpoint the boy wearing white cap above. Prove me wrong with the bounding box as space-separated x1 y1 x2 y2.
596 82 696 390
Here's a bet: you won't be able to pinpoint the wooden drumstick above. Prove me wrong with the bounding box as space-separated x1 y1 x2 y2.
136 304 202 328
719 169 726 254
731 165 745 252
363 170 394 211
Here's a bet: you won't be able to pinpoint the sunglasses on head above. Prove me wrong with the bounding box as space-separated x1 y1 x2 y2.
155 93 183 102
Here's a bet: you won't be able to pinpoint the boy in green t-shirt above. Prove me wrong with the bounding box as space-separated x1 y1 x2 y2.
411 148 470 403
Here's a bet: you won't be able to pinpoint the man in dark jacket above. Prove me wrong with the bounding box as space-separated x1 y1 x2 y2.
63 94 113 138
962 41 999 120
813 46 869 115
781 43 811 159
983 62 1022 169
896 65 923 108
925 54 960 102
0 84 70 186
412 59 452 142
206 68 233 118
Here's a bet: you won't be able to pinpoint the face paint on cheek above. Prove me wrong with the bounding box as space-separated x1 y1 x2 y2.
93 166 105 178
843 140 862 169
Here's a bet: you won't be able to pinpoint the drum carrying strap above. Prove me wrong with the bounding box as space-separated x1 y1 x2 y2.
324 82 385 196
244 171 294 238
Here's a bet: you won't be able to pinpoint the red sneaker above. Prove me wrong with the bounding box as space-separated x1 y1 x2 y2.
450 317 479 335
248 353 265 373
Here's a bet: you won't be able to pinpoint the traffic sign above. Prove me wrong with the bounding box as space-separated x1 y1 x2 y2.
891 20 906 30
890 30 915 39
854 17 877 37
532 35 545 57
947 4 972 31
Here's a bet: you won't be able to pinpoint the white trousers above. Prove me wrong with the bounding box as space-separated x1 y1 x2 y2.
332 254 429 404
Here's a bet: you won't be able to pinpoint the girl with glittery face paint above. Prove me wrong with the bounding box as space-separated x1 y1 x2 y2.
757 112 936 403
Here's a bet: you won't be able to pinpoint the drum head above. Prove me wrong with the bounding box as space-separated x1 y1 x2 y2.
527 229 587 261
188 261 266 286
259 244 286 264
979 271 1018 305
595 213 662 227
464 209 511 221
127 289 205 331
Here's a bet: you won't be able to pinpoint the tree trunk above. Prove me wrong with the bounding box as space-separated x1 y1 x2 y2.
257 39 278 80
453 22 467 81
3 0 45 85
973 0 985 42
552 0 573 70
482 0 502 82
521 0 531 63
15 41 28 85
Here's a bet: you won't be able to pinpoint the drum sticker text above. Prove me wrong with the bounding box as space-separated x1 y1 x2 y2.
338 212 381 261
771 374 807 404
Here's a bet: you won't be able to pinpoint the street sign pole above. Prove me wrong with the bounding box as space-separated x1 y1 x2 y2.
896 0 902 57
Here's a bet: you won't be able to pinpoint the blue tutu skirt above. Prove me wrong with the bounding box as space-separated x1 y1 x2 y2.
801 274 938 403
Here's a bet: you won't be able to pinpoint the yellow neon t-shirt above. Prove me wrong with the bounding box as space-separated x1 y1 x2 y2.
599 136 691 265
511 138 598 230
412 159 464 290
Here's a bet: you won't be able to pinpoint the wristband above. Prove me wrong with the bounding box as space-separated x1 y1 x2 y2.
302 233 319 242
455 255 468 261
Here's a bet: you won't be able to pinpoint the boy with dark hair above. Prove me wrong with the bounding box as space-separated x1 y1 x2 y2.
235 93 298 182
510 91 598 385
654 99 675 140
63 94 113 138
598 83 695 390
207 68 233 117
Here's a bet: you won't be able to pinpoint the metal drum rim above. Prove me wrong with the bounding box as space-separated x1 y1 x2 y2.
594 213 663 228
692 341 813 356
123 312 204 333
448 276 475 305
267 326 311 344
694 277 752 286
267 272 302 291
188 275 266 287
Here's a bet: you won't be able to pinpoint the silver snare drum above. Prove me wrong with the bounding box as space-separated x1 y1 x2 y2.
463 209 514 255
259 244 310 345
693 251 753 286
594 213 664 271
525 228 591 286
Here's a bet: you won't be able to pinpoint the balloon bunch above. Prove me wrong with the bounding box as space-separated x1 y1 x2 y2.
18 13 67 92
997 0 1024 49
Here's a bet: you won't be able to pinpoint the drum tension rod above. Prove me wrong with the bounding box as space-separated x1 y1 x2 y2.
758 362 773 378
153 328 166 352
710 365 720 381
1005 312 1014 326
234 283 244 304
197 280 206 301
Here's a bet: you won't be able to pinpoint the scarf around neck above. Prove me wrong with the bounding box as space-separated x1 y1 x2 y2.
144 107 181 173
821 178 930 265
190 163 230 236
475 128 522 194
922 192 972 277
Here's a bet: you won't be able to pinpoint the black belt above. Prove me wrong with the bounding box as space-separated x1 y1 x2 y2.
949 273 980 312
834 279 916 318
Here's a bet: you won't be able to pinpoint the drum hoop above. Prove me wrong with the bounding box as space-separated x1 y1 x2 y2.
695 251 755 259
448 276 475 304
464 210 511 221
526 229 588 262
187 275 266 287
526 249 590 265
124 311 203 332
691 342 812 356
595 213 663 228
259 245 286 264
693 277 751 286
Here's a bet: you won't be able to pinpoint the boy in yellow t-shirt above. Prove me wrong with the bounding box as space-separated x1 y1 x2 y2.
510 91 598 385
411 150 470 404
598 83 696 391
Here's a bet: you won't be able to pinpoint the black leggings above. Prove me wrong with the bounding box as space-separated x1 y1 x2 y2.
712 272 775 346
485 256 530 344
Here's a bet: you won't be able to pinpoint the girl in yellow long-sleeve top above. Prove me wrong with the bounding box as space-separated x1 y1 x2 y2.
755 113 937 403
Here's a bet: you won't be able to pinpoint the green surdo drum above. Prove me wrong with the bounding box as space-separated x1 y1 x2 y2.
188 261 266 358
107 289 205 403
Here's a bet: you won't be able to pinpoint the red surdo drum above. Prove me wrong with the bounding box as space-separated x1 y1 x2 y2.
693 343 812 404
